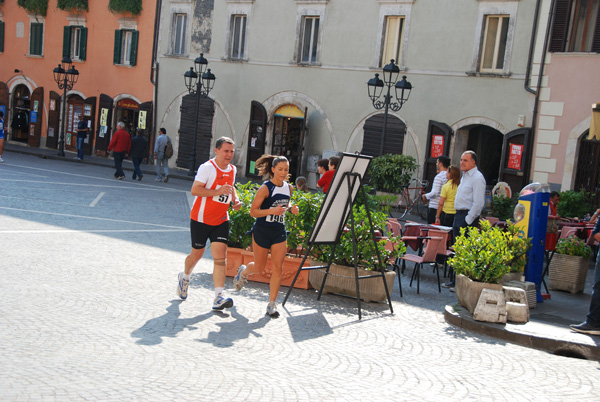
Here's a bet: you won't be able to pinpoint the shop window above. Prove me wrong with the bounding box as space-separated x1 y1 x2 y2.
381 16 405 67
63 26 87 61
549 0 600 52
0 21 4 53
172 13 187 56
114 29 139 66
480 15 509 72
230 14 247 60
300 16 319 64
29 22 44 56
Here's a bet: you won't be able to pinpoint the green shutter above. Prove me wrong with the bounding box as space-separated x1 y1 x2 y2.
30 23 44 55
63 26 71 58
0 21 4 53
114 29 122 64
130 30 139 66
79 27 87 61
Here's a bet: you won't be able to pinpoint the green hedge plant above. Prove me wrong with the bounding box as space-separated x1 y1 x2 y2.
108 0 142 16
57 0 88 12
17 0 48 16
557 189 594 219
368 154 417 193
449 220 531 283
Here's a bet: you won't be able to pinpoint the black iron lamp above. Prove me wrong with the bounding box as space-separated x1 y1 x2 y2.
53 57 80 157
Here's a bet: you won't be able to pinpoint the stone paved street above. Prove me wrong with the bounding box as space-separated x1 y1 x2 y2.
1 153 599 401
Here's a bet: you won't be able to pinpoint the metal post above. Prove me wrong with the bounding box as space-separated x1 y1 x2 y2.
379 90 391 157
189 79 202 176
58 82 67 157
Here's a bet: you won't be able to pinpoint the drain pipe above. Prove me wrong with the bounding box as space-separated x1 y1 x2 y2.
150 0 163 164
524 0 557 184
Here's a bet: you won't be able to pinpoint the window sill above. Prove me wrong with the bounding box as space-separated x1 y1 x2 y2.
26 54 44 58
165 54 189 59
224 57 248 63
296 62 321 67
466 71 511 78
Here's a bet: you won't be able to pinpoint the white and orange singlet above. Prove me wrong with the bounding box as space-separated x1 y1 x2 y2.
190 159 237 226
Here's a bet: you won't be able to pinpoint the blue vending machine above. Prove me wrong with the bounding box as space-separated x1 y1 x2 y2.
514 183 550 302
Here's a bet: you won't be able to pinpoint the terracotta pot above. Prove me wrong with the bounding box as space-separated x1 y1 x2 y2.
226 248 312 290
455 274 504 314
549 253 590 294
308 263 396 303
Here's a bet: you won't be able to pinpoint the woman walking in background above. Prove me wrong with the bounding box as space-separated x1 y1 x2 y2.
233 155 299 317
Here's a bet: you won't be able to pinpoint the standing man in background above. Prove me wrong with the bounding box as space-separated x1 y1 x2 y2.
0 111 5 163
107 122 131 180
130 128 148 181
154 128 169 183
75 117 88 161
423 156 450 224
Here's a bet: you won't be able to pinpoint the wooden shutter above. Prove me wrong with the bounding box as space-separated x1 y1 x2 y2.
361 114 405 157
499 128 530 195
0 21 5 53
549 0 572 52
177 95 215 170
130 30 139 66
113 30 122 64
246 100 268 179
63 26 71 58
80 27 88 60
139 101 153 160
30 23 43 55
592 3 600 52
83 96 96 156
28 87 44 148
46 91 61 149
95 94 113 155
423 120 452 187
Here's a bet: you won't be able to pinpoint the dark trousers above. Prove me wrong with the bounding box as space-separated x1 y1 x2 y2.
440 212 455 230
132 157 143 179
452 210 479 240
587 253 600 326
427 208 437 224
113 151 125 178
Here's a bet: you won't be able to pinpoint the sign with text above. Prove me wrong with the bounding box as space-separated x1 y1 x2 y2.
507 143 524 170
430 135 444 158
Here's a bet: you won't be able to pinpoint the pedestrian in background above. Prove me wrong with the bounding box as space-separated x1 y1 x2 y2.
154 128 169 182
423 156 450 224
295 176 308 191
75 118 88 160
233 155 299 318
443 151 486 289
318 156 340 193
107 121 131 180
435 165 461 228
177 137 242 311
130 128 148 181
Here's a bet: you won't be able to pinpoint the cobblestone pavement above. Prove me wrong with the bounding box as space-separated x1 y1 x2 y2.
1 153 599 401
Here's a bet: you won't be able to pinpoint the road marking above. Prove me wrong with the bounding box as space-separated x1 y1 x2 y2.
89 192 105 207
0 206 187 230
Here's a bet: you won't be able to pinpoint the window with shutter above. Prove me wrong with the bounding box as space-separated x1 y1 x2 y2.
381 16 404 68
30 22 44 56
0 21 4 53
114 29 122 64
480 15 509 72
300 16 319 64
173 14 187 56
230 15 247 60
549 0 600 52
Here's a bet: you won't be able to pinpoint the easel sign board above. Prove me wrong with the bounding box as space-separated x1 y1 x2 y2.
309 153 372 244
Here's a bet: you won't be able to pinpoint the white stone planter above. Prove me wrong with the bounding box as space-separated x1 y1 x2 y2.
455 274 504 315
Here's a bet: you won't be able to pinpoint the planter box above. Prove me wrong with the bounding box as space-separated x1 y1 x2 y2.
548 253 590 294
308 263 396 303
226 248 312 290
455 274 504 314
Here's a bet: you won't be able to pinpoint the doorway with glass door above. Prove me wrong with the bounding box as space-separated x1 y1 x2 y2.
271 105 305 182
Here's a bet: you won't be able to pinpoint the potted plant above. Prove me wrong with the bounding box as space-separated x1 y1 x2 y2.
307 203 406 302
449 220 531 314
368 154 417 194
549 235 593 294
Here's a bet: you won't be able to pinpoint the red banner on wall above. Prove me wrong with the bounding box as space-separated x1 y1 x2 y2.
507 143 524 170
430 135 444 158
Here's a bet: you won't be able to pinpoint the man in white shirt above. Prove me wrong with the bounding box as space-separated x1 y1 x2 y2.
423 156 450 224
443 151 486 288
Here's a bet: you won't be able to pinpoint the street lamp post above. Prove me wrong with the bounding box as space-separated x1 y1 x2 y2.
53 57 79 157
183 53 216 176
367 59 412 156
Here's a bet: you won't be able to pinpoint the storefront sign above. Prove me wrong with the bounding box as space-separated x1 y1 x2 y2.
33 100 39 112
138 110 147 129
84 104 92 117
117 99 139 110
507 143 524 170
30 111 37 124
430 135 444 158
100 108 109 126
50 99 56 111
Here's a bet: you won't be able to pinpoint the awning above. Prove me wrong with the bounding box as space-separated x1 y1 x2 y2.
274 104 304 119
590 103 600 141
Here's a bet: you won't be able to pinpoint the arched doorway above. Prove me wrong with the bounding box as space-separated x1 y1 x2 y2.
464 125 503 186
271 104 306 182
11 85 31 144
361 113 406 157
574 130 600 206
64 94 85 152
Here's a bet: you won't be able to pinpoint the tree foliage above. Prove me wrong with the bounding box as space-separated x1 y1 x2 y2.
17 0 48 16
108 0 142 16
56 0 88 12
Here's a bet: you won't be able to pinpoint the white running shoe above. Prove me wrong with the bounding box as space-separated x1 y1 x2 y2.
266 301 280 318
233 264 247 291
212 294 234 310
177 272 189 300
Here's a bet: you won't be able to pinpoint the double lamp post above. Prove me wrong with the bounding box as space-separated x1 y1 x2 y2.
367 59 412 156
183 53 216 176
53 57 79 157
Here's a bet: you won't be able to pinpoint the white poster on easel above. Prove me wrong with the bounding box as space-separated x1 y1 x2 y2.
309 153 372 244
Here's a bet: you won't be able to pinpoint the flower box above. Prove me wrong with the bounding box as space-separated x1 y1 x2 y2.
226 247 312 290
308 263 396 303
548 253 590 294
